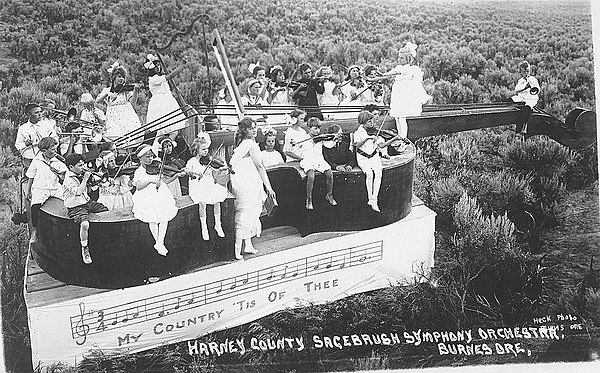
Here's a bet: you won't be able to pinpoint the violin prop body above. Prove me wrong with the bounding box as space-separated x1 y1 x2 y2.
364 127 409 155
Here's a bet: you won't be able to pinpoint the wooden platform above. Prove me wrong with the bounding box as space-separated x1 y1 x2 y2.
25 195 425 308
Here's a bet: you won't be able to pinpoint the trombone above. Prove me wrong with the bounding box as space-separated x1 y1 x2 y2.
48 107 97 131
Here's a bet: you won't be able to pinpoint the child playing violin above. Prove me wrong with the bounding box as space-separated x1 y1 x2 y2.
353 111 401 213
157 136 184 197
26 137 68 244
186 137 229 241
298 117 337 210
63 153 109 264
96 150 134 210
322 124 355 172
283 109 309 163
132 144 184 256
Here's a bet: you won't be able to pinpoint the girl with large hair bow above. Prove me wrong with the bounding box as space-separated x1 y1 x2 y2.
144 53 188 141
383 42 431 140
96 61 142 139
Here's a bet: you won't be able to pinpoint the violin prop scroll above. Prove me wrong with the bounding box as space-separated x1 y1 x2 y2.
155 14 209 53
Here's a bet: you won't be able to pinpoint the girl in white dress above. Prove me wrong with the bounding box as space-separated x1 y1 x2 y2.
186 137 228 241
230 117 276 260
338 65 368 119
384 42 431 138
96 150 133 210
316 66 340 120
283 109 309 162
261 129 285 168
145 54 188 140
299 118 337 210
353 111 402 212
132 144 185 256
96 61 142 140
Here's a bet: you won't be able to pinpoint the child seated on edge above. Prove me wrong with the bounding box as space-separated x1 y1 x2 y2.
298 117 337 210
63 153 109 264
353 111 401 213
26 137 68 243
322 124 355 172
261 126 285 167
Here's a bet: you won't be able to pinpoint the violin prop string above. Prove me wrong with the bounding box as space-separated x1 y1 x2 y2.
114 106 195 146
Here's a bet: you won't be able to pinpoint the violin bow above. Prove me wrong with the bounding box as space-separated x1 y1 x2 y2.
156 148 168 190
201 142 225 175
375 110 390 138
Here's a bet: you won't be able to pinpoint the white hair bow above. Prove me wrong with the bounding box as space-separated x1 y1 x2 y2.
248 61 261 74
107 61 120 74
260 125 276 137
400 41 418 58
144 54 159 69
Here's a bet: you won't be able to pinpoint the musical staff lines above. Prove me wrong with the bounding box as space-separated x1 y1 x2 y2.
70 240 383 344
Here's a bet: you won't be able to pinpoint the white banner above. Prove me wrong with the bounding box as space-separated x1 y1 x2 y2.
27 204 435 367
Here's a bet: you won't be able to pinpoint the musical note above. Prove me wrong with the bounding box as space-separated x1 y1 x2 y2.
359 248 368 262
242 273 249 285
326 257 333 269
158 303 165 317
75 302 89 345
292 264 299 277
111 313 118 325
122 310 129 323
313 259 320 270
340 256 346 269
216 282 223 294
281 265 288 279
230 278 237 290
132 306 140 319
266 269 273 280
187 293 195 305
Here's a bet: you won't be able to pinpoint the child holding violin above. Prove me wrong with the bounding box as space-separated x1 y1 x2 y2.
157 136 185 197
132 144 183 256
322 124 355 172
297 117 337 210
283 109 309 163
26 137 68 244
291 63 325 121
96 150 134 210
186 137 229 241
353 111 401 213
63 153 109 264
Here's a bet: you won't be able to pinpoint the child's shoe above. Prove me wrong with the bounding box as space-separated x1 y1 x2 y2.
244 243 258 254
214 216 225 237
325 194 337 206
81 246 92 264
305 198 313 210
154 243 168 256
368 199 381 213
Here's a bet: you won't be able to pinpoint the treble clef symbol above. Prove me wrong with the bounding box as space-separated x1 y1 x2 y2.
75 302 90 345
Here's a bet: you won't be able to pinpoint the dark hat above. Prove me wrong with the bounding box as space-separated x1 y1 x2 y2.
24 102 40 114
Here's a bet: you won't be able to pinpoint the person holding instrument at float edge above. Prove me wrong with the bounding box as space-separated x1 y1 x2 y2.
16 103 59 170
354 111 402 213
298 117 337 210
63 153 109 264
291 63 325 121
132 144 183 256
96 61 142 139
510 60 540 135
25 137 68 244
186 137 228 241
230 117 277 260
283 109 310 162
145 53 188 140
96 150 134 210
323 124 355 172
382 41 431 140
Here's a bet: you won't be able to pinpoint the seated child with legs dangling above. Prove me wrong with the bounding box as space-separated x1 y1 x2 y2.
186 137 229 241
322 124 355 172
353 111 401 213
26 136 68 244
297 117 337 210
63 153 109 264
131 144 183 256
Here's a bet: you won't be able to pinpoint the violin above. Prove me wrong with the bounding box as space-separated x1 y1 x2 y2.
144 159 187 177
365 127 399 141
292 133 336 146
199 155 235 175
